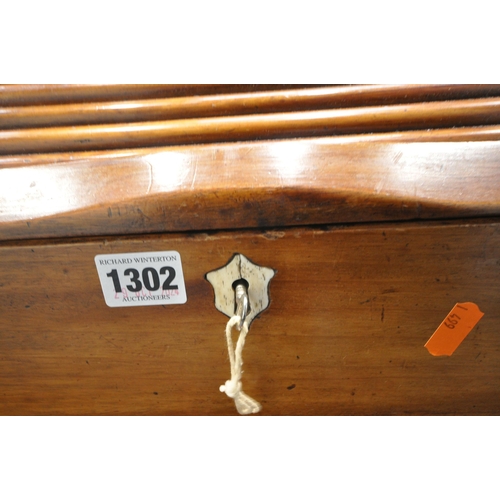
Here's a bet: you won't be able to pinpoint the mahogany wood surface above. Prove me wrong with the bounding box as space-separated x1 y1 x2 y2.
0 84 319 107
3 97 500 154
1 85 499 416
3 85 500 130
0 219 498 415
1 140 499 241
3 125 500 168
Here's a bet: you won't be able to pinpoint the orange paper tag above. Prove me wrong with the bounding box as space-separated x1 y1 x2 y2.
425 302 484 356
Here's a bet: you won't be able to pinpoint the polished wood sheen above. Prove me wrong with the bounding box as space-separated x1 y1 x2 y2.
0 219 498 415
3 125 500 168
1 84 500 415
0 84 319 106
1 140 499 241
3 85 500 130
3 97 500 154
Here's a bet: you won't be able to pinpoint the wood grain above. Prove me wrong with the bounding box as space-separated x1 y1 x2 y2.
3 85 500 130
0 219 498 415
1 84 499 416
1 140 499 241
0 84 320 106
3 125 500 168
3 97 500 154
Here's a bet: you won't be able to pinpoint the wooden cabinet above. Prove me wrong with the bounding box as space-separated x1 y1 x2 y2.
1 85 499 414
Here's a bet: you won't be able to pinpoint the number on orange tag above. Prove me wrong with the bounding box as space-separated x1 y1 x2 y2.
425 302 484 356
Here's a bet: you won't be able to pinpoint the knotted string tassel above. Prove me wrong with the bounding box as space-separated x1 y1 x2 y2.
220 315 261 415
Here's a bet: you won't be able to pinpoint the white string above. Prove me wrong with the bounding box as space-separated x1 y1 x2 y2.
219 315 262 415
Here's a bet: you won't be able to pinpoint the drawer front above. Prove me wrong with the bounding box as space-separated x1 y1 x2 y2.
0 219 499 415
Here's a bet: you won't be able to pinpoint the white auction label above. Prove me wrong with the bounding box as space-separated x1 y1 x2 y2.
94 251 187 307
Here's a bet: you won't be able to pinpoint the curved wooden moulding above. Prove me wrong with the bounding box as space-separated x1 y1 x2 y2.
0 84 319 107
2 84 500 130
1 139 499 241
2 97 500 155
3 125 500 168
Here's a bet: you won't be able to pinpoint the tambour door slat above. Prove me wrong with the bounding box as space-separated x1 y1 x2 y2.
0 84 323 107
3 124 500 168
2 97 500 154
3 84 500 130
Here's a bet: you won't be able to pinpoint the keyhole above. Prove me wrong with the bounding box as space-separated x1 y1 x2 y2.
232 278 250 315
232 278 249 291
